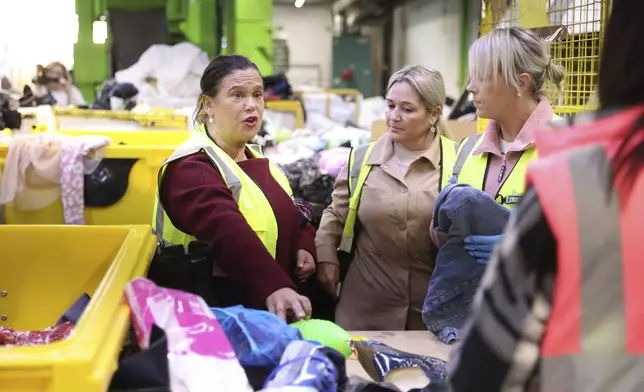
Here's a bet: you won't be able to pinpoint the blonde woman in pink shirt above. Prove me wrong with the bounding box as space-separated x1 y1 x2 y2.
453 26 565 262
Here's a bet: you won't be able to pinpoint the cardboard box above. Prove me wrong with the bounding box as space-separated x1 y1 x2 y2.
445 120 477 143
370 119 477 144
370 119 388 141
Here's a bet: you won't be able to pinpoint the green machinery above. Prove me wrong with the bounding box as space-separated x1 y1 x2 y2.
74 0 274 102
332 34 373 97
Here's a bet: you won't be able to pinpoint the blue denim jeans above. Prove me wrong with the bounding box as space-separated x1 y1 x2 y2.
423 184 510 343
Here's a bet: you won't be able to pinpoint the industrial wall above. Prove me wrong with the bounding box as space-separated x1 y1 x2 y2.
272 0 479 97
273 3 334 88
397 0 480 99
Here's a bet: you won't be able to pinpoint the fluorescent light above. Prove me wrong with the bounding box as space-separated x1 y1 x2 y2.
294 0 305 8
92 20 108 44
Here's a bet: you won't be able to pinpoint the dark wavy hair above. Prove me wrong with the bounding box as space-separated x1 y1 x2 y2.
598 0 644 194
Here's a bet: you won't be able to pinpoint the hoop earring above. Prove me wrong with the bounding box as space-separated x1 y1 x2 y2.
430 126 436 134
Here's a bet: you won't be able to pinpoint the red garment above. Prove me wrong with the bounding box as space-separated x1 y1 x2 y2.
0 322 74 346
160 152 317 309
527 107 644 390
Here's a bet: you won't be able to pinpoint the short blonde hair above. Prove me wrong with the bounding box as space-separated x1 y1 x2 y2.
387 65 447 136
468 26 565 100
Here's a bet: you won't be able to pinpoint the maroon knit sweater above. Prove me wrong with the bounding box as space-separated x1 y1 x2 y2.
160 152 317 309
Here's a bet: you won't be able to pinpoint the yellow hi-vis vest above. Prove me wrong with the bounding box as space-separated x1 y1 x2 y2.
151 126 293 276
452 114 562 209
338 135 458 253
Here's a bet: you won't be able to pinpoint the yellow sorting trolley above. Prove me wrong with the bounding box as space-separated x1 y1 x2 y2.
0 225 156 392
1 130 190 225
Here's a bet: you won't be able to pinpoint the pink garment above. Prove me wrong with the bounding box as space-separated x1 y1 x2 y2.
318 147 350 177
473 99 554 197
59 136 110 225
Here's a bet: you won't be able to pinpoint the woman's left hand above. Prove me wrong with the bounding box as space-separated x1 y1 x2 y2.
295 249 316 280
464 234 503 264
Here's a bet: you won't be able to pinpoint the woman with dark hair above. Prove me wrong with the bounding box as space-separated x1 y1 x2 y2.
151 55 315 321
35 62 86 106
449 1 644 390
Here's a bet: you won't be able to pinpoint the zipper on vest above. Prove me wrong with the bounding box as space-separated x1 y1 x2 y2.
498 165 506 183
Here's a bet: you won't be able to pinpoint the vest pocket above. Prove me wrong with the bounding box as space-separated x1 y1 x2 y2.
243 211 269 234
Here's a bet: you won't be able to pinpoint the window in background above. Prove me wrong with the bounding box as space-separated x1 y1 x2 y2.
0 0 77 88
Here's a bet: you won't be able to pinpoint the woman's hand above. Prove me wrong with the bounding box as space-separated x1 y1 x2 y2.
265 287 312 321
295 249 316 280
317 262 340 299
464 234 503 264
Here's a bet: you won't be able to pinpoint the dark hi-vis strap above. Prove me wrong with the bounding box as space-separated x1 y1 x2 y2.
452 134 482 179
152 145 243 243
541 145 644 392
248 144 263 155
348 144 373 196
339 143 375 253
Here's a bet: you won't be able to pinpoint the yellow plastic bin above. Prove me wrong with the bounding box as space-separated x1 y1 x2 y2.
0 224 156 392
1 130 191 225
52 108 190 132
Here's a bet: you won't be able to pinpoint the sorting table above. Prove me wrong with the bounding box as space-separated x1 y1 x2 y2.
346 331 452 387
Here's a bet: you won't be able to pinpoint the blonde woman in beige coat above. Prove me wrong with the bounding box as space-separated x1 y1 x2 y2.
315 66 453 330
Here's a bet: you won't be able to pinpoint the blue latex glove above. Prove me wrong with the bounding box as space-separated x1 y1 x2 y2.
464 234 503 264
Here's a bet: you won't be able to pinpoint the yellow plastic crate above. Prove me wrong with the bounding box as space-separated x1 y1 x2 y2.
53 108 189 132
1 130 190 225
0 225 156 392
294 89 362 125
265 100 305 128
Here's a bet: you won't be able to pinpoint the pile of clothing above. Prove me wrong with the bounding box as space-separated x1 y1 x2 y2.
260 111 365 227
0 322 74 346
276 147 352 228
106 278 449 392
0 133 112 224
0 293 88 347
0 92 21 130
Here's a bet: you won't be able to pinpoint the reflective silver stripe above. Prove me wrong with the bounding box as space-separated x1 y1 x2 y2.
154 204 164 243
542 356 644 392
246 143 292 195
450 139 458 153
349 144 370 195
202 146 243 200
248 144 263 155
452 134 481 179
542 145 638 392
153 145 242 243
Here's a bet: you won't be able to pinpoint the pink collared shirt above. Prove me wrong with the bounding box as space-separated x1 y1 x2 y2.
474 99 555 197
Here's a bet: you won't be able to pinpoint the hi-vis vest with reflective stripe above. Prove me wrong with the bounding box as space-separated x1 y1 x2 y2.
151 126 293 275
338 135 458 253
528 143 644 392
451 114 562 209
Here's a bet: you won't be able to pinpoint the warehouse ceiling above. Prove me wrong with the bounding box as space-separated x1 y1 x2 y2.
272 0 404 30
332 0 405 14
332 0 405 29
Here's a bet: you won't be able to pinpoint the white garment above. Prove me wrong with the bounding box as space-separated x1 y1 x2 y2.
51 86 86 106
393 142 425 174
499 138 510 154
115 42 209 100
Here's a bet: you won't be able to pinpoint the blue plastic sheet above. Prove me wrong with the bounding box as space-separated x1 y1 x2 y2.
212 306 303 368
